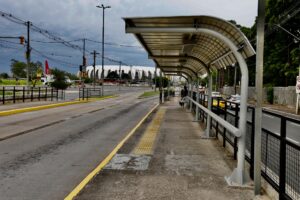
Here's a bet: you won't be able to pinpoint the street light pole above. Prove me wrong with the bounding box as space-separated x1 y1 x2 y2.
96 4 111 96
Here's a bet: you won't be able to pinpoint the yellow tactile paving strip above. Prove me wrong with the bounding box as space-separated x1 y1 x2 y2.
132 107 166 155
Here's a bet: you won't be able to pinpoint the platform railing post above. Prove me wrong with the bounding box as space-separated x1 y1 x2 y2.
195 78 200 121
189 83 193 112
205 73 213 137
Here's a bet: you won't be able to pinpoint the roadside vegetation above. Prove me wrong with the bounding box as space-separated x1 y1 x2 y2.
139 91 159 98
0 79 42 86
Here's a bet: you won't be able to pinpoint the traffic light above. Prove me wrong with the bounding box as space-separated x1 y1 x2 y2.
19 36 25 45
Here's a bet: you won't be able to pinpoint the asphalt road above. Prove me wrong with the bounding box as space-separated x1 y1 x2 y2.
64 85 150 100
224 109 300 145
0 91 158 200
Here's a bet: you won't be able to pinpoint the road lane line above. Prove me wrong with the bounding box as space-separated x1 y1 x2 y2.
64 103 159 200
132 107 166 155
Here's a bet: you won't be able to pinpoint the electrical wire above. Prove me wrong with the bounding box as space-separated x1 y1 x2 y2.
31 47 78 68
85 38 142 48
0 10 143 67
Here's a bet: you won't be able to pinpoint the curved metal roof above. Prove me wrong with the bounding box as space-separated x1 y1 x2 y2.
124 16 255 79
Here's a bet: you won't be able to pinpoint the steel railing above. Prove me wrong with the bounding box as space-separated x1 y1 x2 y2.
190 91 300 200
79 87 102 100
0 86 64 104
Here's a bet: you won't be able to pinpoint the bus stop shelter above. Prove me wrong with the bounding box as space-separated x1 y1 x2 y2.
124 16 255 186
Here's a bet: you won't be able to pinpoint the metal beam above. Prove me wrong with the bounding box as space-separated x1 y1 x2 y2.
160 66 198 78
162 70 193 81
164 73 189 82
149 55 209 73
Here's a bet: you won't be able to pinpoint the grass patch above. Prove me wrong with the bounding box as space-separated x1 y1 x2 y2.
139 91 159 98
0 79 42 86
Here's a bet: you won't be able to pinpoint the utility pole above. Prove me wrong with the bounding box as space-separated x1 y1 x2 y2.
119 61 122 91
83 38 86 71
96 4 111 96
91 50 100 88
26 21 31 90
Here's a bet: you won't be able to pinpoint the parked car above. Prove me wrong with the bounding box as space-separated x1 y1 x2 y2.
211 91 221 98
213 98 226 109
227 94 241 109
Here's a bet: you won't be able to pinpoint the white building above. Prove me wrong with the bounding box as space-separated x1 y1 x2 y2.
85 65 160 80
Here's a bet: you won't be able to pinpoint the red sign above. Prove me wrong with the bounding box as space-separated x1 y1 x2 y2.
45 60 50 75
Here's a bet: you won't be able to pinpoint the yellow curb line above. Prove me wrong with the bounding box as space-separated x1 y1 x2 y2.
64 103 159 200
0 95 117 117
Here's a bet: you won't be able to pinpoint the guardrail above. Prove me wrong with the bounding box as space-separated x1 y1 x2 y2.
190 92 300 200
79 87 102 100
0 86 64 104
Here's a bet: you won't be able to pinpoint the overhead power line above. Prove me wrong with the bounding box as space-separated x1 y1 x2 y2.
85 38 142 48
31 47 78 68
0 10 134 68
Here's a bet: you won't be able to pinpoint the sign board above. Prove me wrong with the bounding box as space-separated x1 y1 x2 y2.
296 76 300 94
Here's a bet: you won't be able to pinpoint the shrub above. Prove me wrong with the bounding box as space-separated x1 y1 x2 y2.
266 86 274 104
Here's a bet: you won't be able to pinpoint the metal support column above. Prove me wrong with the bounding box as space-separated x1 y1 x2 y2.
254 0 265 195
189 82 193 112
205 73 213 137
159 70 163 104
154 65 157 91
167 77 170 100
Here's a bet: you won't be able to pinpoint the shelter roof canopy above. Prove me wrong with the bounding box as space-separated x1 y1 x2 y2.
124 16 255 78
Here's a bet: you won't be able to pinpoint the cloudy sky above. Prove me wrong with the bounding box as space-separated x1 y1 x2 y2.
0 0 258 74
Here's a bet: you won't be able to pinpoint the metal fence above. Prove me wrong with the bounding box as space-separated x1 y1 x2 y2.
192 92 300 200
0 86 64 104
79 87 102 100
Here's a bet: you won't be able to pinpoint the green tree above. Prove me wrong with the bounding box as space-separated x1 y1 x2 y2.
0 73 9 79
106 71 120 79
50 68 69 89
10 59 26 78
152 77 169 88
65 72 78 80
121 73 131 80
30 61 43 78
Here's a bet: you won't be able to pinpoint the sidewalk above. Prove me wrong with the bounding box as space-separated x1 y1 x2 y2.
75 97 269 200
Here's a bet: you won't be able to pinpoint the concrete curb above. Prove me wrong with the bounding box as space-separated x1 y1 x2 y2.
0 95 117 117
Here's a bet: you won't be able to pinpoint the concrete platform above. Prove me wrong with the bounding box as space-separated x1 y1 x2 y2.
75 97 269 200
